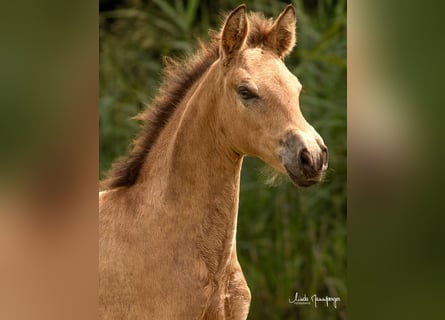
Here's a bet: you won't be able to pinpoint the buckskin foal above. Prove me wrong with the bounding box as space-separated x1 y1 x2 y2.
99 4 328 319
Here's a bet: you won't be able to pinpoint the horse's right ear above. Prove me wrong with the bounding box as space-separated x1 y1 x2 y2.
269 4 297 58
220 4 248 61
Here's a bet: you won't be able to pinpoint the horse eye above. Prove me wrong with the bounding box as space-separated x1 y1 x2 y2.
237 86 258 100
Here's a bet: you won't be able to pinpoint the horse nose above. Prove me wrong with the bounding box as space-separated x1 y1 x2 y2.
299 148 314 172
298 145 328 176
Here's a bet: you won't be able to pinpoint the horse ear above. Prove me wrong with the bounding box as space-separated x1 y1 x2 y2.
220 4 248 60
269 4 297 58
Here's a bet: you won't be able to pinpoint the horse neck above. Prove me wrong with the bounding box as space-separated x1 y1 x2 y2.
141 62 244 273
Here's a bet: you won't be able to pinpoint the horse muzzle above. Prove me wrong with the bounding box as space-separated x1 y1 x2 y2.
280 132 328 187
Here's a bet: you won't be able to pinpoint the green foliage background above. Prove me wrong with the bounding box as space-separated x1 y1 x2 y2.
100 0 346 319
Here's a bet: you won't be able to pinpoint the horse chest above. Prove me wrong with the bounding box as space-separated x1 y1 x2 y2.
199 262 251 320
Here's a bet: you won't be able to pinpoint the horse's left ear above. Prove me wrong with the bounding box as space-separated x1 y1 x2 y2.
269 4 297 58
220 4 248 61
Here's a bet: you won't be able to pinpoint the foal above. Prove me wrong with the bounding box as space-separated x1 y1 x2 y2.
99 4 328 319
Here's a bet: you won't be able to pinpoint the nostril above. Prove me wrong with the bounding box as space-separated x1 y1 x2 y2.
321 146 329 168
299 149 313 169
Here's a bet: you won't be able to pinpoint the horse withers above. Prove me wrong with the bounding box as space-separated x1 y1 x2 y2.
100 4 328 319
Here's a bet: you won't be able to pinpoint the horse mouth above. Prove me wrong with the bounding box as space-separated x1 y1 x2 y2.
284 165 320 188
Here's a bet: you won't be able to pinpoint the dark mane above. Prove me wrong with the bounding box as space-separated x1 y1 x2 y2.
102 13 274 189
